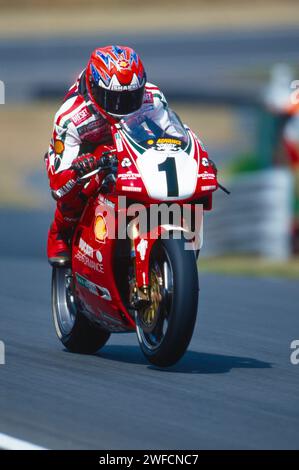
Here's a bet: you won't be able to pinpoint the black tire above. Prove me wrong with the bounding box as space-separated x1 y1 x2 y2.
52 267 110 354
136 236 199 367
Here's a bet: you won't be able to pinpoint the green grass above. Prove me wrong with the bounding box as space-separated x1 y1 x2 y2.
198 256 299 279
226 153 261 177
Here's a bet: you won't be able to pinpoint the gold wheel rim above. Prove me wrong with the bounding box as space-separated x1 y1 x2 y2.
141 270 162 327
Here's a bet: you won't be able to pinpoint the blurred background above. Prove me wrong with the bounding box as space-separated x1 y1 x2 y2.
1 0 299 277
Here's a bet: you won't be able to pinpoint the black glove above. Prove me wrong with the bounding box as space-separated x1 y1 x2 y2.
99 151 118 169
71 154 98 177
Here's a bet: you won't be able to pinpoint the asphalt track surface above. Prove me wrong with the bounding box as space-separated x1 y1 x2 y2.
1 27 299 102
0 210 298 449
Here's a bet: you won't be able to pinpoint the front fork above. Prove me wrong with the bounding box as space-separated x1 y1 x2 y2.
129 223 164 309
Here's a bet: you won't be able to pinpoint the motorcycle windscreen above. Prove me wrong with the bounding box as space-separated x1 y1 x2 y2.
120 104 189 150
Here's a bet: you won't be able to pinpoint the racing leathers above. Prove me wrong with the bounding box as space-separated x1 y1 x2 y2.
45 70 167 265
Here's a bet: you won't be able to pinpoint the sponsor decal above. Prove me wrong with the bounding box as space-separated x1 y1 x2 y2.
147 139 155 146
201 157 209 167
156 142 180 152
118 171 140 181
121 157 132 168
143 91 154 104
115 133 124 152
76 238 104 273
75 273 111 300
111 82 140 91
55 179 77 198
54 139 65 154
121 185 142 192
198 171 215 180
136 238 148 261
79 238 93 258
117 58 130 69
75 251 104 273
77 119 109 141
71 106 92 125
155 138 182 152
157 138 181 145
202 185 216 191
94 215 108 242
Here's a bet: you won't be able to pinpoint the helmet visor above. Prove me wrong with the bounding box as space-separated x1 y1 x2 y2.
92 85 145 116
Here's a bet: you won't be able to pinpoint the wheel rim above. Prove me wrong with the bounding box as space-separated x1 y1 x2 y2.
136 245 174 351
53 268 77 336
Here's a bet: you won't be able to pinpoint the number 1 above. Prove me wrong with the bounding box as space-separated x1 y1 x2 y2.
158 157 179 197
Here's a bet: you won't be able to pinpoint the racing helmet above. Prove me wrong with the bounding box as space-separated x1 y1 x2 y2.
86 45 146 117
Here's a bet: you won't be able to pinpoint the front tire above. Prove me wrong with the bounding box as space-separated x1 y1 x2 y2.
136 236 199 367
52 267 110 354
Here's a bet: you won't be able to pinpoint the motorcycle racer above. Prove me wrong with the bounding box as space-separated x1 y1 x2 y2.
45 45 168 266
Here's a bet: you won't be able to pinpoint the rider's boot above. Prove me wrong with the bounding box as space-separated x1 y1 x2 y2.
47 207 78 267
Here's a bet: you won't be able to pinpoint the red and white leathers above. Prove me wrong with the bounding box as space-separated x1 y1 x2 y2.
45 69 167 264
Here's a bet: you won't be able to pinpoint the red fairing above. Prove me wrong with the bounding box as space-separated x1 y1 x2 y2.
72 194 136 331
113 127 148 198
192 131 218 200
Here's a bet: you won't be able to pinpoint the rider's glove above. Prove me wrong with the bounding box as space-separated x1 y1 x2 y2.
71 154 98 177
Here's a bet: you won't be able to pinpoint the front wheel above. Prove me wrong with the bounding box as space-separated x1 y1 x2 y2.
136 236 199 367
52 267 110 354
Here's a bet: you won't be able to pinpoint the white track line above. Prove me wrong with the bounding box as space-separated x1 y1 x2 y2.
0 433 47 450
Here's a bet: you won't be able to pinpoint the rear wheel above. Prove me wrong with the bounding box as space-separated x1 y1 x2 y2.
136 236 199 367
52 267 110 353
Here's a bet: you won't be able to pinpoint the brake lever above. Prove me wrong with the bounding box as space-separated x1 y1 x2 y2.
77 167 102 183
218 183 231 195
74 151 118 184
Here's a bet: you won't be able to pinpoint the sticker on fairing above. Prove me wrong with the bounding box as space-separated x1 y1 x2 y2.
54 140 65 154
75 273 111 300
115 133 124 152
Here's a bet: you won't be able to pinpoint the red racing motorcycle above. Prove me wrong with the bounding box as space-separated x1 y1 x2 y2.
52 105 219 367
